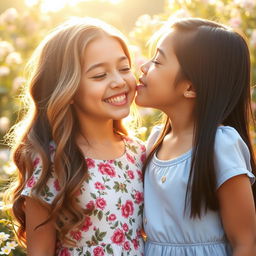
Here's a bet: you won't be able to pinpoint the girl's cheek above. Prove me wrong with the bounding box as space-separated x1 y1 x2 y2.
127 75 137 89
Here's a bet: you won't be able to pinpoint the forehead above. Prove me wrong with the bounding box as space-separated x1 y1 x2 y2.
83 36 127 62
157 30 176 51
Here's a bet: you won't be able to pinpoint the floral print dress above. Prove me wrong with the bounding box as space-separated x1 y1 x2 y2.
21 136 146 256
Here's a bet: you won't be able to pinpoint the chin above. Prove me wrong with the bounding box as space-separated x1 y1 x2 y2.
135 95 148 107
111 109 130 120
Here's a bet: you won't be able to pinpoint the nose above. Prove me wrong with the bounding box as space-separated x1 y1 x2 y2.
140 61 150 74
110 72 126 88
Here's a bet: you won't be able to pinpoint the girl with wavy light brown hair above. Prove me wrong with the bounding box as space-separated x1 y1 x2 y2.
6 17 145 256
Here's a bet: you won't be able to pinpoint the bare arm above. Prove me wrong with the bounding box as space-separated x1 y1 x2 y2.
25 197 56 256
218 174 256 256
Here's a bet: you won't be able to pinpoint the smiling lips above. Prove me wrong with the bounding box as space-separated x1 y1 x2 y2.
104 93 128 106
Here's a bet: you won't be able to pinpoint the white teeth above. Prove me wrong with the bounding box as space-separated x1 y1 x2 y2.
105 94 126 103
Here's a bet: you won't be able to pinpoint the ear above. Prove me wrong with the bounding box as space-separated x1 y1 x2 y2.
184 83 196 98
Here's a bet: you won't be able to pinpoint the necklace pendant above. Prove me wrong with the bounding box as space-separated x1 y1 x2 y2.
161 176 166 183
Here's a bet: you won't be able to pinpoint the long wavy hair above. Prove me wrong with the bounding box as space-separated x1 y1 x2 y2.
6 17 132 246
145 18 256 218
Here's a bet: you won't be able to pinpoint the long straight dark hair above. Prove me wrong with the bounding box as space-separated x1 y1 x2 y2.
145 18 256 218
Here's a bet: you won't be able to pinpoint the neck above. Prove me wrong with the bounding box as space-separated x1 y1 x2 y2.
76 116 118 146
164 101 195 138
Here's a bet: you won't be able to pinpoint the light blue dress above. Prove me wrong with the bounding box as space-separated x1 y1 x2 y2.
144 126 255 256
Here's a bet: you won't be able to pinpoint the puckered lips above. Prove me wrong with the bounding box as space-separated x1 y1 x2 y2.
137 77 146 90
103 92 128 106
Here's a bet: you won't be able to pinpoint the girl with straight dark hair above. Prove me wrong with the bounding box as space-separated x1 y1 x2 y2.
136 18 256 255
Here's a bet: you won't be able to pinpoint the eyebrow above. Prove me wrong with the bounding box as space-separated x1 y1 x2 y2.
157 48 167 59
85 56 129 73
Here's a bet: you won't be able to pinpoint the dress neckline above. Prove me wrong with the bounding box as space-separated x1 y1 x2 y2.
85 135 129 161
153 148 192 167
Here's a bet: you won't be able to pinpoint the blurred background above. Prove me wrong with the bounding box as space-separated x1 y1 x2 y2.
0 0 255 254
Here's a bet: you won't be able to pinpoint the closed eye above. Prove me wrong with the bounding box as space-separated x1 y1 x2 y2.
92 73 107 79
120 67 131 72
151 59 161 65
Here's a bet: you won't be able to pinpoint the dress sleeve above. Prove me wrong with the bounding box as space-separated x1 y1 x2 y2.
146 125 162 156
21 154 60 204
214 126 255 189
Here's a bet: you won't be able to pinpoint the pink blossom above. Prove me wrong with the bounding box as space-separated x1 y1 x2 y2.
54 179 61 191
59 248 71 256
111 229 125 245
123 241 130 251
140 153 146 163
81 216 92 232
96 197 106 210
98 163 116 177
140 144 146 152
137 170 143 181
27 176 36 188
93 246 105 256
127 170 134 179
86 158 95 168
95 182 105 190
121 200 134 218
132 238 139 250
70 230 82 241
126 153 135 164
229 17 241 28
122 223 129 232
134 191 144 204
33 157 40 168
108 214 116 221
86 200 95 211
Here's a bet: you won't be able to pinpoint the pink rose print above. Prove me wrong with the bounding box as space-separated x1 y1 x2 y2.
95 182 105 190
136 229 142 238
96 197 106 210
81 216 92 232
132 238 139 250
27 176 36 188
123 137 133 143
86 200 95 211
123 241 130 251
127 170 134 179
108 214 116 221
140 144 146 152
140 152 146 163
122 223 129 232
137 170 143 182
70 230 82 241
134 191 143 204
98 163 116 177
59 248 71 256
121 200 134 218
33 157 40 168
126 153 135 164
93 246 105 256
54 179 61 191
107 160 114 164
86 158 95 168
111 228 125 245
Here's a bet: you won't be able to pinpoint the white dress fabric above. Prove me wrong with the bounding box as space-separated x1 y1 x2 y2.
22 136 146 256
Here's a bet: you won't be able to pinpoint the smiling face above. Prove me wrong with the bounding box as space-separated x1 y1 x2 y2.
135 31 187 112
73 35 136 122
